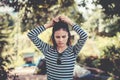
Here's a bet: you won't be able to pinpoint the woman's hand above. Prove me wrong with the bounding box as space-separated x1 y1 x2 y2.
44 15 75 29
44 16 59 29
44 20 54 29
59 15 75 26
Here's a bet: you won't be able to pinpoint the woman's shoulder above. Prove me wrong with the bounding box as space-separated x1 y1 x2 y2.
67 46 74 51
48 45 56 51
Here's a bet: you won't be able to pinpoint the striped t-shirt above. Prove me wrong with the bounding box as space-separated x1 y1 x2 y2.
27 24 88 80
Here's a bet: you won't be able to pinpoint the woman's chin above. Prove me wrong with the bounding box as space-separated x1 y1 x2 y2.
57 44 66 48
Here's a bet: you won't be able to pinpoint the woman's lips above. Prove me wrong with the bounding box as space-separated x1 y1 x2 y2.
58 43 64 45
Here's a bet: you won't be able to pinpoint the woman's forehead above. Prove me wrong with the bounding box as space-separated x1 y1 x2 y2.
54 29 68 35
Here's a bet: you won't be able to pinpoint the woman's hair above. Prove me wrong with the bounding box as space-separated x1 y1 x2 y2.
51 21 71 48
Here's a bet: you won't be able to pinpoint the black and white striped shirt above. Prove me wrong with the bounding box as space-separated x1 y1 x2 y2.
27 24 87 80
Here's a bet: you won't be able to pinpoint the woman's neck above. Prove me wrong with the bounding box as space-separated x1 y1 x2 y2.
57 45 68 53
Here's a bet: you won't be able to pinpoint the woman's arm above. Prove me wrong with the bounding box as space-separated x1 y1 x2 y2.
59 15 88 55
27 17 59 54
72 24 88 55
27 25 50 54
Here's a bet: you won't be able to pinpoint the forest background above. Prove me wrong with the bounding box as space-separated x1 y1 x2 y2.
0 0 120 80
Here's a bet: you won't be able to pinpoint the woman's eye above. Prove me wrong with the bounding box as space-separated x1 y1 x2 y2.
56 36 60 38
62 36 66 38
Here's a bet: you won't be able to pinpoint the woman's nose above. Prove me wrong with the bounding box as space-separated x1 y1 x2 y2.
59 37 63 41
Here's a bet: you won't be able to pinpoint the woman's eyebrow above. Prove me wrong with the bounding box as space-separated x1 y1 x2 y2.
62 35 66 37
55 36 60 38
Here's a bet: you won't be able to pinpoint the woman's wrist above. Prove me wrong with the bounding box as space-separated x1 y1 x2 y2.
44 23 51 29
69 22 75 26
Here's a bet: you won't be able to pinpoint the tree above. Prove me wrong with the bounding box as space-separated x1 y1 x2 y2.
1 0 83 32
0 13 14 80
97 0 120 17
77 0 120 37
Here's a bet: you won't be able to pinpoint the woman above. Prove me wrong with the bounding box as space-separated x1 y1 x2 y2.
27 15 88 80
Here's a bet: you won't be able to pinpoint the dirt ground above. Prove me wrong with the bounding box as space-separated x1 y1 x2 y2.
8 66 47 80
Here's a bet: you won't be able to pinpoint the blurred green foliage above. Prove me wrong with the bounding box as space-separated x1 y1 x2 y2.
97 0 120 17
0 0 120 79
0 13 14 80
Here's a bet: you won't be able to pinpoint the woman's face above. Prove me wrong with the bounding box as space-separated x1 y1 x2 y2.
54 28 68 48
